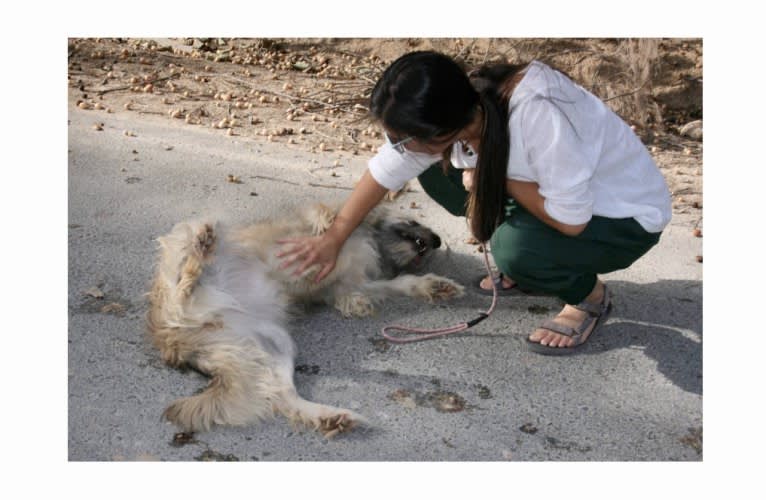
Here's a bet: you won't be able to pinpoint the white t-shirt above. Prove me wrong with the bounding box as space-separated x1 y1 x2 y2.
367 60 672 233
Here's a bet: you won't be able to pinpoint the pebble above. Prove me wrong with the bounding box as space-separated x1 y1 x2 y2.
679 120 702 141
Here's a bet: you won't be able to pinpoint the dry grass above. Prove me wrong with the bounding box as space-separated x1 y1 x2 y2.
69 37 700 152
614 39 663 128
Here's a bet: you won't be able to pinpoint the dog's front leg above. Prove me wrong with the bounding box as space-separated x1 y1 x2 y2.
361 273 465 303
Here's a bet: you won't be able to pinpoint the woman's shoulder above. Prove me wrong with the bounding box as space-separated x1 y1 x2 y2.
509 61 548 106
509 60 584 110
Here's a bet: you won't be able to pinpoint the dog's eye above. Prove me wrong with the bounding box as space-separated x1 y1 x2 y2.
415 238 424 247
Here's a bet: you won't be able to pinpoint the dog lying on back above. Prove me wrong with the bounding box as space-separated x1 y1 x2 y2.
147 203 464 437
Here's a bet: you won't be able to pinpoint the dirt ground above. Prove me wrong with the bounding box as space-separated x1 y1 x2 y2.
68 37 702 232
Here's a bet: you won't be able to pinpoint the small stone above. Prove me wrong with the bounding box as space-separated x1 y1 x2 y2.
679 120 703 141
84 286 104 299
519 423 538 434
100 302 126 315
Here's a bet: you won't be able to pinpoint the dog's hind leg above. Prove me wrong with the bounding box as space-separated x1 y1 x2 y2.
174 222 216 301
148 221 218 367
360 273 465 303
153 220 217 302
277 394 362 438
270 363 365 438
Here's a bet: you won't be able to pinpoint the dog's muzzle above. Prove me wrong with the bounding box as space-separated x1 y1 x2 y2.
416 235 440 256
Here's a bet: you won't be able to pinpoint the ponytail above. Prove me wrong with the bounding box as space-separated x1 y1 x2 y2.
466 90 510 242
464 63 527 242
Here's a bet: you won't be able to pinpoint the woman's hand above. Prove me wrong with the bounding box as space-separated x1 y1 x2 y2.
277 170 390 283
462 168 476 191
276 233 342 283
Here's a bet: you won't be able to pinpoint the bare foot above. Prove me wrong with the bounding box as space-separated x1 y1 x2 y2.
528 280 606 349
479 274 516 291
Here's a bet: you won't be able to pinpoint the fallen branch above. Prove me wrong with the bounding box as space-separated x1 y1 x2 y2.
308 183 354 190
95 73 181 95
250 175 301 186
603 80 650 102
308 165 343 173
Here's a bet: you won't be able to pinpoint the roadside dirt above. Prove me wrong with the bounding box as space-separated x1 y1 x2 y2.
68 37 702 230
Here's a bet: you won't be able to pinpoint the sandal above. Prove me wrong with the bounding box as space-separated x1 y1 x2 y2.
525 284 613 356
474 273 545 297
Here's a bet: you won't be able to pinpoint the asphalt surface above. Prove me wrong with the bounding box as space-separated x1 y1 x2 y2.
68 104 703 462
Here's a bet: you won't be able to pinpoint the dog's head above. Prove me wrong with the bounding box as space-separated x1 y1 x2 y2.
375 217 442 275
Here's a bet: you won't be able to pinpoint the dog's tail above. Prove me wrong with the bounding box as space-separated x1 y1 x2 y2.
161 334 367 436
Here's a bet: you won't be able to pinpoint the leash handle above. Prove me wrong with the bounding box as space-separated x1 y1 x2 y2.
380 245 497 344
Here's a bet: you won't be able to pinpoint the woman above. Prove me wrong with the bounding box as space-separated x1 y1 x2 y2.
278 51 671 355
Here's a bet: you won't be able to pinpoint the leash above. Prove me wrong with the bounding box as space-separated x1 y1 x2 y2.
381 244 498 343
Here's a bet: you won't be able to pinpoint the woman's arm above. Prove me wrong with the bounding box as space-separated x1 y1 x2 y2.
506 179 587 237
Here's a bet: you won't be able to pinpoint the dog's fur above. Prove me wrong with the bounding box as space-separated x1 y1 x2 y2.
147 203 464 437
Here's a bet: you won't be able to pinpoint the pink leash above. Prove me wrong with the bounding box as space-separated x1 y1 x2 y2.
381 244 498 343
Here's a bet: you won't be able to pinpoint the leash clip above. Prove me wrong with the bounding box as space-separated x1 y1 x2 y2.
466 312 489 328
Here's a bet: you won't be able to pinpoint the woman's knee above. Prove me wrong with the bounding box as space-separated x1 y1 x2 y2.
417 163 467 217
489 223 531 276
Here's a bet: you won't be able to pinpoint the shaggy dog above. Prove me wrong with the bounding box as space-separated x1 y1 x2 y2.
147 203 464 437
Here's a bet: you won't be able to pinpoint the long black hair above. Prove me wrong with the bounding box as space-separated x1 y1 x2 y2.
370 51 526 242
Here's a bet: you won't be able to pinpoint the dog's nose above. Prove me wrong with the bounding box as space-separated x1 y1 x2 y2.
432 235 441 248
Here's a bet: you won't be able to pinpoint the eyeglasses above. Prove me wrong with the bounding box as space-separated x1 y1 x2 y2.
386 133 414 154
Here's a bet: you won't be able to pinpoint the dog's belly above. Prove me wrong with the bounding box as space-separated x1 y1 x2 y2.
192 249 294 356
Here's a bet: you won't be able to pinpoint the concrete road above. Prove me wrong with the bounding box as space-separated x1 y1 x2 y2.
67 105 702 462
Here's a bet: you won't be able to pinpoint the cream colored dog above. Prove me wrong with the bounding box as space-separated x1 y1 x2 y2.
147 203 464 437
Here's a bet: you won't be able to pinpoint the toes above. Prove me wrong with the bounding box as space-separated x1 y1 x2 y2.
541 331 558 347
318 413 355 438
530 329 572 348
547 333 570 348
529 329 545 343
429 278 464 300
194 224 216 258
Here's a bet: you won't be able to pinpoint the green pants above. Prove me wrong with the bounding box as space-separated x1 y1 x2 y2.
418 163 662 304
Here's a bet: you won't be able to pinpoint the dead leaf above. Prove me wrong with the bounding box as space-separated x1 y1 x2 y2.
426 391 465 413
389 389 417 409
679 427 702 454
100 302 125 315
519 423 538 434
171 432 197 447
84 286 104 299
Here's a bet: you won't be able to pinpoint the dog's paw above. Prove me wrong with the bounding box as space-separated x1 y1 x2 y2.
417 274 465 302
194 223 216 260
335 293 375 318
318 412 357 439
281 399 365 438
